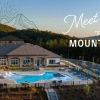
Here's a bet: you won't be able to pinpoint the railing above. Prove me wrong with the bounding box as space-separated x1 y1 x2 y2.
0 80 93 89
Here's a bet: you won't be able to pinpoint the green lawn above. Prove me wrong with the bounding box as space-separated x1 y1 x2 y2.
44 67 60 70
8 67 34 71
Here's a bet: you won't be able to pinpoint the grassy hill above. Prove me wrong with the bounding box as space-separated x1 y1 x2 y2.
0 24 16 32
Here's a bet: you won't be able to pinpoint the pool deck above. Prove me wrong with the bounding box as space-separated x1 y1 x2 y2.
0 69 93 85
0 79 15 84
13 70 45 75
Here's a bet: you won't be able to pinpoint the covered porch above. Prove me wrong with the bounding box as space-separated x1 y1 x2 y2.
7 56 47 68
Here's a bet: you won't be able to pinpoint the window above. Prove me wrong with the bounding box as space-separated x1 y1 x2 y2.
23 57 31 65
0 58 6 65
37 58 43 66
11 58 19 65
35 60 37 64
49 60 56 64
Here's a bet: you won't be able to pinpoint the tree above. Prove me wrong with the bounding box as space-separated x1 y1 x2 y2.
82 65 86 71
83 84 91 97
91 68 95 74
28 87 37 100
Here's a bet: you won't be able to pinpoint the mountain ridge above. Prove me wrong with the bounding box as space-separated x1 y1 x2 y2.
85 35 100 40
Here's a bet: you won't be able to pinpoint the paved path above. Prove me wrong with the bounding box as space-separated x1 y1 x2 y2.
0 79 15 84
45 88 58 100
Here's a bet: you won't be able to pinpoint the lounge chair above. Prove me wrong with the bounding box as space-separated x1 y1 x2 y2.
52 80 56 84
22 69 25 71
68 69 74 73
26 68 28 71
58 80 62 83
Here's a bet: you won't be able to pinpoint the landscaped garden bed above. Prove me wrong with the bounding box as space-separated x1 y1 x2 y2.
8 67 34 71
53 83 100 100
0 86 48 100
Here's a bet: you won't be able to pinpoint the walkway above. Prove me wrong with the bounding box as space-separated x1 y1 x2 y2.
45 88 58 100
61 59 81 70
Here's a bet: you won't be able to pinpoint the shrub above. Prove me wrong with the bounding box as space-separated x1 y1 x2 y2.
28 87 37 93
83 84 91 96
5 95 10 100
7 89 10 93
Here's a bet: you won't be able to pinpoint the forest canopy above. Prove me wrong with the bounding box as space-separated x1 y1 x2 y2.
0 24 100 63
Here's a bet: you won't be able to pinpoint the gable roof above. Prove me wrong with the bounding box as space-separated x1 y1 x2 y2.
0 43 23 56
0 35 23 41
0 43 61 58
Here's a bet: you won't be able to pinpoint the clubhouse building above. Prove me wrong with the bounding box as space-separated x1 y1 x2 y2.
0 35 61 68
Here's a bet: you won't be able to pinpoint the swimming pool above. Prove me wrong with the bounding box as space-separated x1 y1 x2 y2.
3 72 72 84
68 69 88 80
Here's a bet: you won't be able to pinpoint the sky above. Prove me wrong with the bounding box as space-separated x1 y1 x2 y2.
0 0 100 37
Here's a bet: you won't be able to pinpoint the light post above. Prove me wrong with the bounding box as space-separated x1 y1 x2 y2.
68 48 69 59
93 57 94 66
92 57 95 75
68 47 70 68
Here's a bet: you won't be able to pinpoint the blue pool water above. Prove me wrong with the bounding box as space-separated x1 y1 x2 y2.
68 69 88 80
4 72 72 84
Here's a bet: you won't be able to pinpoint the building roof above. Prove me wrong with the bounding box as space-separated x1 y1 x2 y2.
0 35 23 41
0 43 61 58
0 43 23 56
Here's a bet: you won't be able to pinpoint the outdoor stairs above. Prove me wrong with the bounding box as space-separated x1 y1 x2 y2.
45 88 58 100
